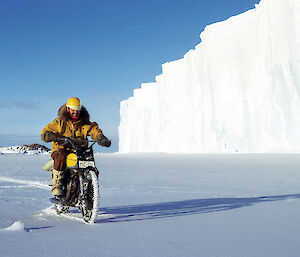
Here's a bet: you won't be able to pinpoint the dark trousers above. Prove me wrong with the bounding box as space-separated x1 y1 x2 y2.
51 148 69 171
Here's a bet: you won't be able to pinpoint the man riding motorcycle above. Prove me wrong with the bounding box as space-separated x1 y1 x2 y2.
41 97 111 197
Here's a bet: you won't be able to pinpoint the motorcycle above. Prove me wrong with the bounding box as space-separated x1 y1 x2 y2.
42 138 100 223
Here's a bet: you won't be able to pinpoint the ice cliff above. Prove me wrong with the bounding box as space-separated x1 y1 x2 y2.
119 0 300 153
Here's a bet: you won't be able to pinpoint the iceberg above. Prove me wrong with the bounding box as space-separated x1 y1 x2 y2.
119 0 300 153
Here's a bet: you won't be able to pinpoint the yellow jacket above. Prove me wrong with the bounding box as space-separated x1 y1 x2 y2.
41 104 104 154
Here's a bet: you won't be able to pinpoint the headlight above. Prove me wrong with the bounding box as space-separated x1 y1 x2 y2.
66 153 78 167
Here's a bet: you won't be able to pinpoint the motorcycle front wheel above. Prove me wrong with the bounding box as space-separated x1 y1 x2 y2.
80 170 99 223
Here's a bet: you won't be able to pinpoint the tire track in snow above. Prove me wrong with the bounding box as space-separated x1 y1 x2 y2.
0 176 50 190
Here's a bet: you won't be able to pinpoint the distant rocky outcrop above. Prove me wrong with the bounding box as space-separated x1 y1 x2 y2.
0 144 51 154
18 144 51 152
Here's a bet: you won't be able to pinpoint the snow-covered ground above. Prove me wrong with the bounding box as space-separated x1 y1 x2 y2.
1 153 300 257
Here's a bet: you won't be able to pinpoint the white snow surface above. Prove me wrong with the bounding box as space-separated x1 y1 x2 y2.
2 221 25 232
0 153 300 257
119 0 300 153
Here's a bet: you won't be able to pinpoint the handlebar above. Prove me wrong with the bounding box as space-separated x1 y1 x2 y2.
57 137 97 149
58 138 96 143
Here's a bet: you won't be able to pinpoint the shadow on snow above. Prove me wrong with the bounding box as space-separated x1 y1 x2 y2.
95 194 300 223
24 226 55 232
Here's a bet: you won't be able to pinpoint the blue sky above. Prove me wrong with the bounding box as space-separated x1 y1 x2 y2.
0 0 259 151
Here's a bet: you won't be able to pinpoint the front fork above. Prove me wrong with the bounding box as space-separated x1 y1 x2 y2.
79 172 84 197
78 170 89 197
78 171 90 218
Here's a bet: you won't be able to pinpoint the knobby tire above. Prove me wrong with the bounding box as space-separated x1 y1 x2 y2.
82 170 99 223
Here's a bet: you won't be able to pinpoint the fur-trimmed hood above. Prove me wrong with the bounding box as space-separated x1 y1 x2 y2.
58 104 91 125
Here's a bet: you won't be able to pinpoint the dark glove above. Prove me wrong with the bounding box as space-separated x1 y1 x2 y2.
98 138 111 147
42 131 58 142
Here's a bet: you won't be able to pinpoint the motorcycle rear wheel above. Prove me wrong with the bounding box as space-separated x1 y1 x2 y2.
55 201 69 215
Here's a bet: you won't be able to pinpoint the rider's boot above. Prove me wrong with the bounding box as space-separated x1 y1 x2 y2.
52 169 64 197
